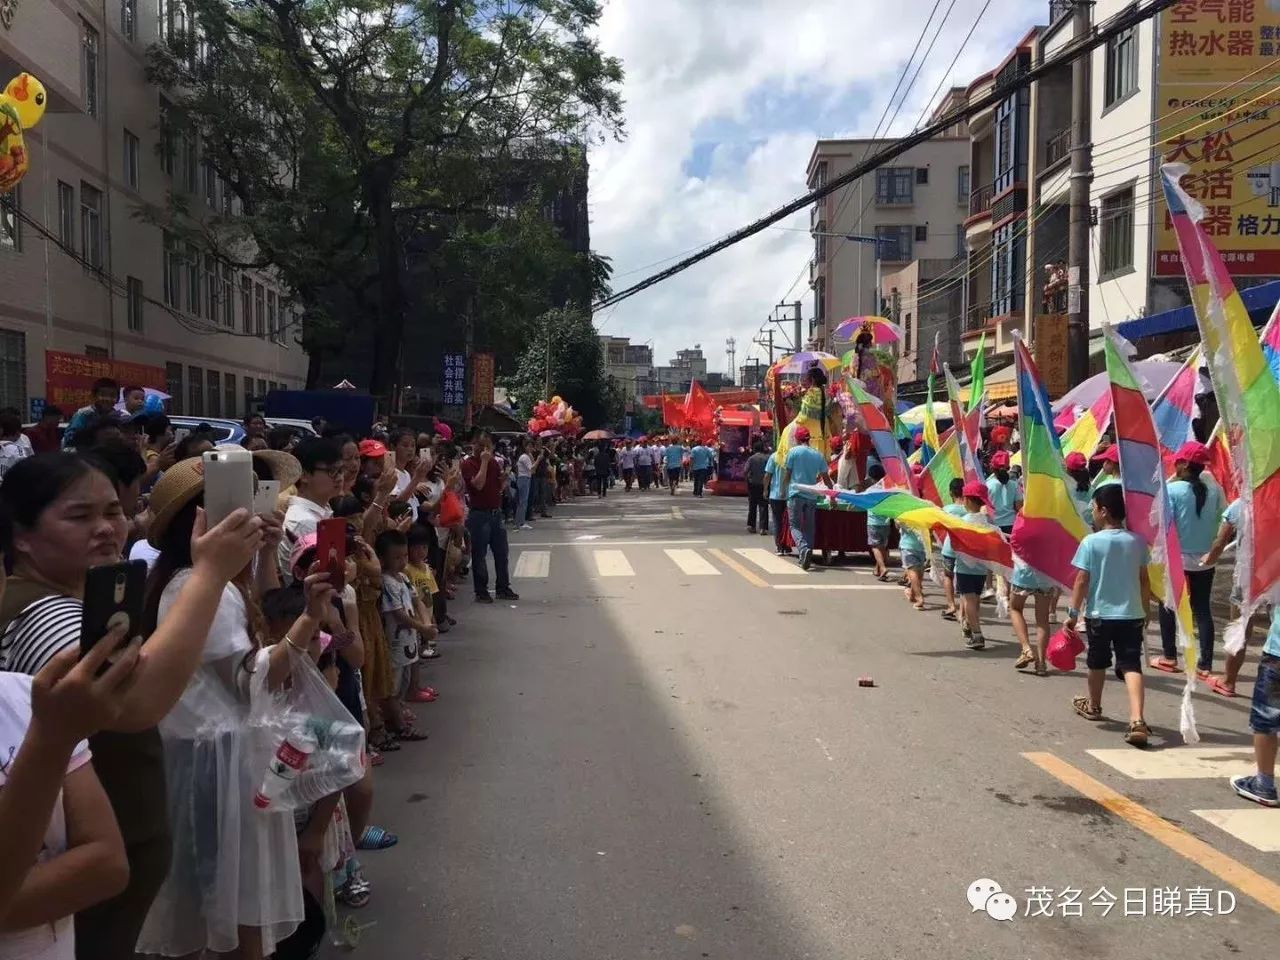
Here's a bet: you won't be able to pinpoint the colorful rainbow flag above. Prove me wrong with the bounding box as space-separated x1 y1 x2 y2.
1010 335 1088 590
944 363 983 484
967 333 986 414
922 334 942 466
1060 390 1112 461
796 485 1012 573
1263 302 1280 383
848 378 913 490
1151 346 1201 461
919 429 963 507
1104 326 1199 743
1161 163 1280 636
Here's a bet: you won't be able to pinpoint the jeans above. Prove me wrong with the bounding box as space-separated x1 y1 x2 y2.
596 474 608 497
637 464 651 490
516 476 531 525
770 499 788 551
747 483 768 531
1159 566 1216 670
466 508 510 596
788 495 815 555
538 478 554 516
692 468 709 496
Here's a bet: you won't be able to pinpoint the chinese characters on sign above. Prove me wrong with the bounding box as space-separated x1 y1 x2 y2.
1154 0 1280 276
442 352 466 406
1034 313 1069 398
44 351 166 415
471 352 495 407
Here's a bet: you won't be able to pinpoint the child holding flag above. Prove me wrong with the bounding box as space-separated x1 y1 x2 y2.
864 464 891 580
939 478 967 621
1064 484 1152 747
955 481 996 650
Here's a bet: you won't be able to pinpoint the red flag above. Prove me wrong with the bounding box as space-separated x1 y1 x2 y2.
662 395 686 428
683 380 714 427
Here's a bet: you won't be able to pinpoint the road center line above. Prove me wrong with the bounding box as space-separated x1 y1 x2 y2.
707 548 767 588
1022 751 1280 916
510 539 709 547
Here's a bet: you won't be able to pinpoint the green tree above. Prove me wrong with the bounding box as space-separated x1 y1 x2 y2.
508 307 613 429
147 0 623 398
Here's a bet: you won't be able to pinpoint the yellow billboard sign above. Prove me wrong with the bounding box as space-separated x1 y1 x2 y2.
1153 0 1280 277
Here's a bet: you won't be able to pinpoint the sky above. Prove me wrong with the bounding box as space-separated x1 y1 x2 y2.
589 0 1046 379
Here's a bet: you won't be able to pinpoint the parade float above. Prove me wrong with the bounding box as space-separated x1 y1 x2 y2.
707 405 773 496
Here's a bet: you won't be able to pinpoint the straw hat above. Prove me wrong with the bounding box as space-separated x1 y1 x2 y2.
146 456 207 547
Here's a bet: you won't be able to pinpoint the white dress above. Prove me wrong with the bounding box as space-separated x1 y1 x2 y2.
136 571 303 957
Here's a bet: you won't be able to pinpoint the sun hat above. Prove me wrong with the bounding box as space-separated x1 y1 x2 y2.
1064 451 1088 471
794 426 811 442
962 480 993 508
358 438 388 459
146 457 207 547
990 451 1011 469
1173 440 1211 465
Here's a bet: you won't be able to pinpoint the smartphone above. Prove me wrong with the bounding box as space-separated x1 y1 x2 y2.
253 480 280 517
315 517 348 591
203 449 254 527
387 500 411 521
80 561 147 664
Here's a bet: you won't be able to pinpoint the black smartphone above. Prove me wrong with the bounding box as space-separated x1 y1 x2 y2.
81 560 147 663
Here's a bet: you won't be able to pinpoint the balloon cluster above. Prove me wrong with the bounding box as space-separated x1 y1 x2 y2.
0 74 45 193
528 395 582 436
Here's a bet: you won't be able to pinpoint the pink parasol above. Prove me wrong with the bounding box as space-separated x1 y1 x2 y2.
832 315 903 345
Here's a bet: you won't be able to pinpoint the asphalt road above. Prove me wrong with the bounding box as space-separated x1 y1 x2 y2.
345 486 1278 960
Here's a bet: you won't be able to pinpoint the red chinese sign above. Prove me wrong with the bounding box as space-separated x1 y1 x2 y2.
470 352 495 406
45 351 166 414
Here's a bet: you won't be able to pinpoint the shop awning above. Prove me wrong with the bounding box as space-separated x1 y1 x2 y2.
1116 279 1280 341
957 362 1018 403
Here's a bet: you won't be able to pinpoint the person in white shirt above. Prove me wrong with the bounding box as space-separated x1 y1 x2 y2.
279 437 342 579
0 411 31 480
618 441 637 491
514 439 534 529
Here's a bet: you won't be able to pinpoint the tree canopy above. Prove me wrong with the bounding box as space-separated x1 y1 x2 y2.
507 306 620 429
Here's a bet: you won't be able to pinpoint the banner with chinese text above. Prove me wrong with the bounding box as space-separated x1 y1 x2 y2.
442 352 466 406
1153 0 1280 276
470 352 494 407
45 351 166 415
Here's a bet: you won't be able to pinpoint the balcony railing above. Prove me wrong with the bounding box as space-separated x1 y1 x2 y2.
1044 128 1071 168
1049 0 1073 23
969 183 994 218
965 302 989 332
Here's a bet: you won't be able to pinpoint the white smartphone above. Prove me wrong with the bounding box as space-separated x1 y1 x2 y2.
202 449 255 527
253 480 280 517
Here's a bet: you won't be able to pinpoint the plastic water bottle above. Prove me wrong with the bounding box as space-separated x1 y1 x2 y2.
288 716 367 806
254 726 317 810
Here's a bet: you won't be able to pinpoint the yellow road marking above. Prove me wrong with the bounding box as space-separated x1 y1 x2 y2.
707 548 767 588
1023 751 1280 915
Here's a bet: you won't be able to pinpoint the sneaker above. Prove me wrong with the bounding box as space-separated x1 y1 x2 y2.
1231 774 1279 807
965 632 985 651
800 549 812 571
747 526 756 534
518 523 533 530
421 645 442 660
981 587 996 600
496 588 520 601
474 592 494 604
759 528 768 536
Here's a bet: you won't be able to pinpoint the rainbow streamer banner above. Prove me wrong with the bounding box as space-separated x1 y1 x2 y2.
919 429 963 507
796 485 1013 573
848 378 912 490
1263 302 1280 383
944 363 984 484
1060 390 1112 461
1161 163 1280 641
1104 326 1199 743
1010 335 1088 590
1151 346 1201 460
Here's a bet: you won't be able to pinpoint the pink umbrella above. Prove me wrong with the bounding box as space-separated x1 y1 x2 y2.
832 315 903 345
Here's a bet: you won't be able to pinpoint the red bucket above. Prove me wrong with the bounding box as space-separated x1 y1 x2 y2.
1046 627 1085 672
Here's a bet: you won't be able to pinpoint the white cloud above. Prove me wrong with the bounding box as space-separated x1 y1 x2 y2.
589 0 1043 377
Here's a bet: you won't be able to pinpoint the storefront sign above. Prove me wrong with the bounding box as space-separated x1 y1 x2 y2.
470 352 494 406
45 350 165 415
1034 313 1069 398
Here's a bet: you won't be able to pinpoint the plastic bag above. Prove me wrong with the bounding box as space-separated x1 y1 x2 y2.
249 642 366 813
1046 627 1085 672
438 490 465 527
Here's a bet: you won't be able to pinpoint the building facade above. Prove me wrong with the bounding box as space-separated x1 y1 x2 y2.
0 0 305 420
601 334 654 400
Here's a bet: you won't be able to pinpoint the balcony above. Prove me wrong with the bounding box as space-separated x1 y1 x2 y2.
1044 128 1071 169
811 204 823 230
969 184 994 218
1049 0 1073 23
809 257 825 286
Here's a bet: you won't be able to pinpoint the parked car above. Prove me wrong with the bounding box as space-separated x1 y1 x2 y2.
169 416 247 446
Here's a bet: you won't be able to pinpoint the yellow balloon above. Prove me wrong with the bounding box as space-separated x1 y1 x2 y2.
3 74 45 130
0 74 43 194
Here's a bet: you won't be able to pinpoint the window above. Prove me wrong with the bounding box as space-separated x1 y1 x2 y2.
220 177 233 217
874 225 913 262
205 256 218 321
158 0 186 41
254 283 265 337
814 161 828 189
957 165 970 204
182 132 198 194
267 290 276 341
1105 23 1139 107
0 186 19 251
182 243 200 315
222 265 235 327
126 276 143 332
914 224 928 243
124 130 140 190
256 378 267 403
243 382 254 418
0 329 26 412
82 22 99 119
166 363 183 414
904 313 913 353
915 168 929 185
57 182 75 250
206 368 220 418
80 184 103 269
224 373 236 418
997 117 1013 173
121 0 136 40
203 161 217 208
187 366 203 416
1100 186 1135 276
875 167 914 205
160 98 175 176
163 232 182 307
240 274 252 333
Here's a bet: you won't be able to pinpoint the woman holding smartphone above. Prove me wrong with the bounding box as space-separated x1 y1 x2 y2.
0 453 265 960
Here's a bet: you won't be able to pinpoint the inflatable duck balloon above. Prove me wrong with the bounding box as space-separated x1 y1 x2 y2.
0 73 46 194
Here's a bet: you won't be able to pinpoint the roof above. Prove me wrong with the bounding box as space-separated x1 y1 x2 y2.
1116 279 1280 341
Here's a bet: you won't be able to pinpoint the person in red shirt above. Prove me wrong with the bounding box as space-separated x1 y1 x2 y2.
461 431 518 604
24 405 62 453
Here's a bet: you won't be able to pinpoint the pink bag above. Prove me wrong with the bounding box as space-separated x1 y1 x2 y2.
1046 627 1085 672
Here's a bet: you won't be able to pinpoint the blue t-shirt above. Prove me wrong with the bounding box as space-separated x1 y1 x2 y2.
1011 557 1054 592
765 456 786 500
940 502 967 559
1264 606 1280 658
1071 528 1149 620
986 475 1020 527
898 525 924 556
784 444 828 498
953 510 996 576
690 445 714 470
1070 485 1093 527
664 445 685 469
1167 478 1224 557
1223 497 1241 528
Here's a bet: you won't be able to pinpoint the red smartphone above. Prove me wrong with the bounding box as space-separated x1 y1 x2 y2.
315 518 348 591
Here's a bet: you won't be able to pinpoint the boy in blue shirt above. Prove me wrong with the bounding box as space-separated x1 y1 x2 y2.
764 452 790 556
1064 484 1152 747
955 481 996 649
781 426 831 570
939 477 967 620
864 464 891 579
897 522 926 610
690 442 714 497
664 439 685 495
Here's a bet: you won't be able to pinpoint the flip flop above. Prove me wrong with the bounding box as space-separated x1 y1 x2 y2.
356 826 399 851
940 609 958 621
1207 676 1237 698
396 727 429 742
1149 656 1179 674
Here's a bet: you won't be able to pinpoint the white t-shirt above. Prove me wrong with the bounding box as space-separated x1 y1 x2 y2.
516 453 533 478
380 573 420 668
0 673 91 960
393 468 419 522
280 495 332 579
0 438 30 480
619 448 636 469
129 538 162 571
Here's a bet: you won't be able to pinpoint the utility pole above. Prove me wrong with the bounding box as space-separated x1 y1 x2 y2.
544 314 552 399
1067 0 1094 386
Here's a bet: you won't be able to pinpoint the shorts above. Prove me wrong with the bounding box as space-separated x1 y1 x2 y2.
1012 584 1055 599
1249 653 1280 735
901 550 925 571
956 572 987 596
667 468 681 483
999 524 1014 537
395 665 414 701
940 555 956 577
1084 618 1145 679
867 524 889 547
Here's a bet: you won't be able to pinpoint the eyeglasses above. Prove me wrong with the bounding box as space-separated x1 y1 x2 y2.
313 465 344 478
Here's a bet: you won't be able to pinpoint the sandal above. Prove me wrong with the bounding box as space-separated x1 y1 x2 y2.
913 602 926 611
1149 656 1179 674
1014 650 1035 670
400 708 416 726
1124 720 1151 747
356 826 399 851
395 726 429 742
336 876 371 908
1207 676 1237 698
940 609 958 621
369 732 401 752
1072 696 1103 721
368 749 385 767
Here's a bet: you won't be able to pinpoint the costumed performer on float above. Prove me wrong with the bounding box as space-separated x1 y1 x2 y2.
773 362 843 468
